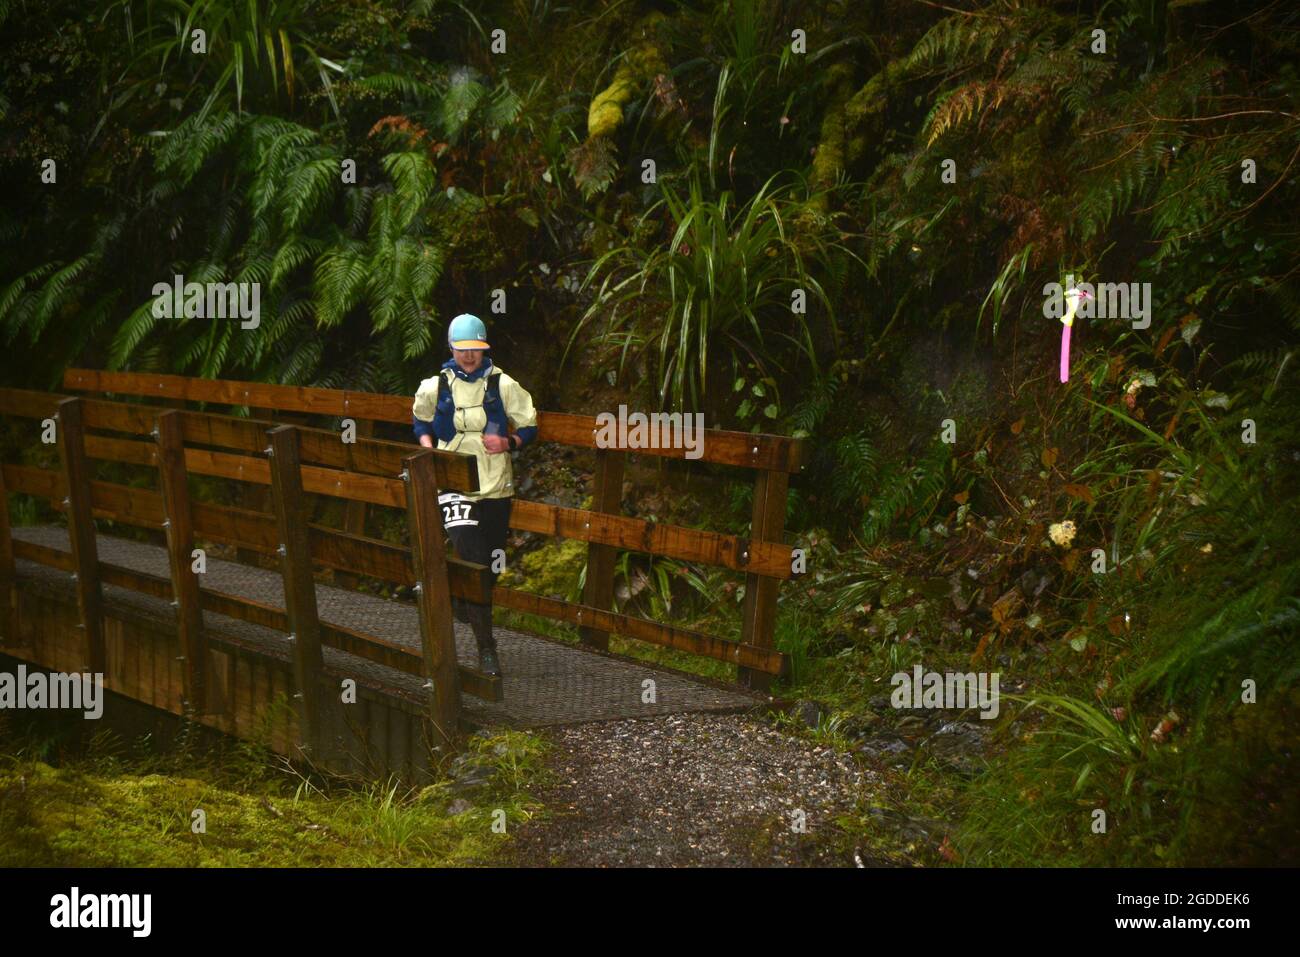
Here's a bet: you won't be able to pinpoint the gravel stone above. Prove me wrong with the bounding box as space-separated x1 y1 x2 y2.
505 713 877 867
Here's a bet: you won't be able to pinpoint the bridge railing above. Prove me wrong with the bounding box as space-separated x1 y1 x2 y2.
53 368 804 688
0 386 493 756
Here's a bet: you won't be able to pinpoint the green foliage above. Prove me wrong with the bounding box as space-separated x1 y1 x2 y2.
861 441 952 545
570 171 857 408
0 719 546 866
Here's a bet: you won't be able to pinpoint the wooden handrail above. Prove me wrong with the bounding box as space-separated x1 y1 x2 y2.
0 387 480 493
5 373 796 679
61 368 807 473
1 388 793 579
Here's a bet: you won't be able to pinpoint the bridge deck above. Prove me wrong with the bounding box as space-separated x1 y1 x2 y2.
10 525 763 729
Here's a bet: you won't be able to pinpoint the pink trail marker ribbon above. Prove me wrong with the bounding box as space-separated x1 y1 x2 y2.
1059 318 1072 383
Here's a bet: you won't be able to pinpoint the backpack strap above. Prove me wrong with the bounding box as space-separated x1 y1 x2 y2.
435 367 454 408
485 368 503 407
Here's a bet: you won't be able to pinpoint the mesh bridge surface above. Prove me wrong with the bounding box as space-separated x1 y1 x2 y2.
10 525 763 728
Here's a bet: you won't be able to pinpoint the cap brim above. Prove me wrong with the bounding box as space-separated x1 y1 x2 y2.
451 340 490 349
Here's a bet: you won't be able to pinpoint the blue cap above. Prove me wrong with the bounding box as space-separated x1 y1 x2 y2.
448 313 489 349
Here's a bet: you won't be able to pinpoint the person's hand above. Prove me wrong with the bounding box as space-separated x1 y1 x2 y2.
482 433 511 454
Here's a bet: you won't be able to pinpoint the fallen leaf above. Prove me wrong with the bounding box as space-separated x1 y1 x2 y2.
992 587 1023 626
1042 447 1059 468
953 490 969 505
937 836 959 863
1062 483 1094 504
1010 418 1025 435
1164 413 1180 440
1154 325 1177 357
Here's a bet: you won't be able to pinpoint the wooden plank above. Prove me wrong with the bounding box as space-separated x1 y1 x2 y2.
191 500 275 551
2 464 60 501
84 432 157 466
335 417 374 589
104 618 126 694
174 406 478 489
388 700 412 783
308 526 492 603
539 411 806 472
494 584 786 675
234 653 254 738
265 425 326 757
0 463 15 646
738 469 790 691
81 397 159 437
55 398 106 674
208 648 233 730
0 387 61 419
511 498 793 578
235 407 275 568
155 410 211 714
59 370 808 471
89 477 167 528
65 368 344 416
367 698 388 774
11 540 74 571
403 449 463 750
579 448 625 651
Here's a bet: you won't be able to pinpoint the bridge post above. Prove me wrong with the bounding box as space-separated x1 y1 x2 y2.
737 468 788 692
55 397 106 674
0 464 15 647
266 424 328 761
402 449 461 760
154 410 217 716
579 448 625 651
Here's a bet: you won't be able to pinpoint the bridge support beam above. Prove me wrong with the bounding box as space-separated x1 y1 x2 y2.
579 447 625 651
155 410 222 716
402 449 461 761
738 468 788 693
266 424 329 761
55 397 106 674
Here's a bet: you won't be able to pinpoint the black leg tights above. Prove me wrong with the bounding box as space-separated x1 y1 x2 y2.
443 495 513 652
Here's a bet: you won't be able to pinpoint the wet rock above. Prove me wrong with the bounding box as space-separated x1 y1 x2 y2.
856 733 914 767
922 720 992 776
795 699 823 729
865 806 940 843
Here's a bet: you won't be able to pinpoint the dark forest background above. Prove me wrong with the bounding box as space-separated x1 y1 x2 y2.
2 0 1297 865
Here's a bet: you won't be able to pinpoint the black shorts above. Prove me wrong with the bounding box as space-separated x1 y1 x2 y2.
438 492 512 603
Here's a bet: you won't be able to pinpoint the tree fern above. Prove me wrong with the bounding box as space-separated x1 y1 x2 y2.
861 441 953 545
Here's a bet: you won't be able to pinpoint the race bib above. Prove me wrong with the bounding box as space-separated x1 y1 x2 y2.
437 491 478 528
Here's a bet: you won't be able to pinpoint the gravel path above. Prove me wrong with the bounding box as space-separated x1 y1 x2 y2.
505 713 878 867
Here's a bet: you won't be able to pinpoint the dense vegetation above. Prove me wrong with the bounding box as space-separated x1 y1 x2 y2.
2 0 1297 866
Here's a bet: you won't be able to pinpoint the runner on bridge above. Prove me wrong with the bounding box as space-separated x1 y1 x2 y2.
412 314 538 677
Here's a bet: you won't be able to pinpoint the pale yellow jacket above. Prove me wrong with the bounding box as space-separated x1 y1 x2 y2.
412 366 537 501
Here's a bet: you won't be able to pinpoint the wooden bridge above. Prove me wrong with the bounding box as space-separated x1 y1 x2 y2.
0 369 805 783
